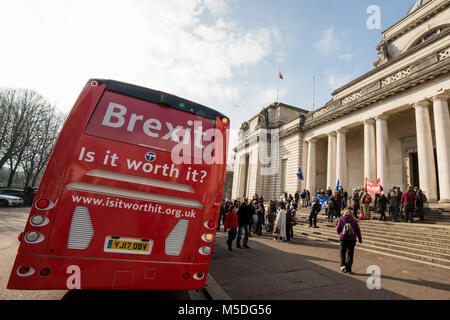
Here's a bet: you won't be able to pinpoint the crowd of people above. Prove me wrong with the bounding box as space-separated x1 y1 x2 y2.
219 193 298 251
218 183 427 274
302 184 427 224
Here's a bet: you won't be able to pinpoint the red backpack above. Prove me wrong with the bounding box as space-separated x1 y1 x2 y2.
364 194 372 204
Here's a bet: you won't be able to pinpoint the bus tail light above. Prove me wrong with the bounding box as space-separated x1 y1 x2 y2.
31 214 45 225
205 220 216 229
36 199 50 209
201 233 214 242
193 272 204 280
25 231 44 243
198 246 211 255
17 266 35 277
182 273 190 280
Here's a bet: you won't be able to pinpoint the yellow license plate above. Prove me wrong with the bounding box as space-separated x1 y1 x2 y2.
104 236 153 255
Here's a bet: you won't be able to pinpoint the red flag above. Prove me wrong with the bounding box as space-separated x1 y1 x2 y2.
279 71 284 79
365 177 381 194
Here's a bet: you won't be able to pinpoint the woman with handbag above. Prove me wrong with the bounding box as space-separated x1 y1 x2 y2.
273 203 287 242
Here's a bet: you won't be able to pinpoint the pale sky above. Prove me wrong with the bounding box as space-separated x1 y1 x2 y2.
0 0 414 158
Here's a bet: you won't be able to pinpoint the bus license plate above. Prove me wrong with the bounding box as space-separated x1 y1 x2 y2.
104 236 153 255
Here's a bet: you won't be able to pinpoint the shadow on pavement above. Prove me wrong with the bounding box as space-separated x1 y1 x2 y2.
210 231 413 300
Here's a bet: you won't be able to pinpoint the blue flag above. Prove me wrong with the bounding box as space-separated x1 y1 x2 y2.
336 179 341 191
297 167 304 180
315 194 330 209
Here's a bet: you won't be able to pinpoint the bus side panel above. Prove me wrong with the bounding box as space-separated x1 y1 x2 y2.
192 117 228 264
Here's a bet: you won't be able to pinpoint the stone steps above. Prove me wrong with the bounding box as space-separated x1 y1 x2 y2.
294 221 450 259
297 222 450 252
292 215 450 268
296 212 450 235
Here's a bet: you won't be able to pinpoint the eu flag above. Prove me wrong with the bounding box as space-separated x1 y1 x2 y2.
297 167 304 180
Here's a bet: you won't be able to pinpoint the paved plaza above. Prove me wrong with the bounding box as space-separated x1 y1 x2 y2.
209 230 450 300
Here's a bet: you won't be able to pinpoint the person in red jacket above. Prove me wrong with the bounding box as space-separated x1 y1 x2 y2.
224 205 238 251
401 185 416 223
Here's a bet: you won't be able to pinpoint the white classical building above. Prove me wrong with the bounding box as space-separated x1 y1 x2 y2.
231 0 450 208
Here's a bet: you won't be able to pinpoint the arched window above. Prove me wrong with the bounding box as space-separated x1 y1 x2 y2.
408 25 450 50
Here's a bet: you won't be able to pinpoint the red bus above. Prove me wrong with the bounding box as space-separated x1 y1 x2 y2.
7 79 229 291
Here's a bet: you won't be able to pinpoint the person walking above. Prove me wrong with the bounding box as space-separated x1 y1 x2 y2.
336 209 362 274
378 192 388 221
274 203 287 241
401 185 416 223
224 205 238 251
309 196 321 228
256 203 265 236
237 197 252 249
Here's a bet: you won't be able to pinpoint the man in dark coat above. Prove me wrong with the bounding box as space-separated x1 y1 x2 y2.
285 206 292 241
237 198 252 248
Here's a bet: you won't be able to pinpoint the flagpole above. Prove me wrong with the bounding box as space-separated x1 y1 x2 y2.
277 67 280 103
312 75 315 110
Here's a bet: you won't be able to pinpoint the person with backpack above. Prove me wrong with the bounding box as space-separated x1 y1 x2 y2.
336 209 362 274
360 189 372 220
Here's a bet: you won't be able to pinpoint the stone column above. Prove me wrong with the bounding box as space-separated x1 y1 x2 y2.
335 129 347 190
414 100 438 201
363 119 377 184
375 115 390 191
301 140 308 192
326 132 337 190
306 139 317 194
432 93 450 202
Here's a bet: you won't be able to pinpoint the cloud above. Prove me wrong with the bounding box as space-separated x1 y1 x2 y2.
326 72 356 90
339 53 355 61
314 28 340 55
0 0 277 114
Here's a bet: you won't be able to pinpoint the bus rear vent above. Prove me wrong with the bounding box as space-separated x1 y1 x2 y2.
165 219 189 256
68 206 94 250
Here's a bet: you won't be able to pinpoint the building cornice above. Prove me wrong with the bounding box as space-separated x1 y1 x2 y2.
304 42 450 130
382 0 449 43
332 27 450 96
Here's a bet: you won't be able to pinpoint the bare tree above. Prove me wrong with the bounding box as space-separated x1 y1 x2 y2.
22 106 65 188
0 88 65 188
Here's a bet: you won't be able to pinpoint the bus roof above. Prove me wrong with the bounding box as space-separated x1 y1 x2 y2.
91 79 229 123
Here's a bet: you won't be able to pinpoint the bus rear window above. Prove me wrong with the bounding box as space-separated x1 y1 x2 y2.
85 91 215 155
